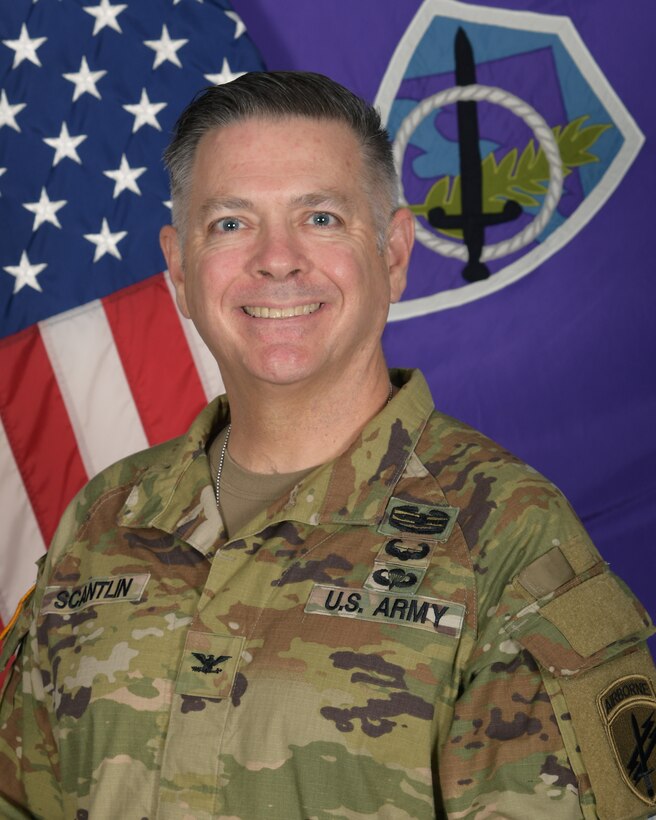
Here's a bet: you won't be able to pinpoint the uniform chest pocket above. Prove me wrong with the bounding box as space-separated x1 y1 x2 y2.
299 584 464 696
41 609 150 700
267 583 463 753
38 609 182 711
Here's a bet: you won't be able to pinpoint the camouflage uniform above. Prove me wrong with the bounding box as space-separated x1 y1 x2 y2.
1 369 654 819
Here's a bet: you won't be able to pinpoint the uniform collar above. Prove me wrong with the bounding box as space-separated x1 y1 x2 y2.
273 368 433 529
117 369 434 554
117 395 227 555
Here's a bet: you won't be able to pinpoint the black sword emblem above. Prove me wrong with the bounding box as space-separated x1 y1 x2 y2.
428 27 522 282
628 710 656 798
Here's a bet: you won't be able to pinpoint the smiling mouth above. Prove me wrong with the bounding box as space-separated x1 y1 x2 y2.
242 303 322 319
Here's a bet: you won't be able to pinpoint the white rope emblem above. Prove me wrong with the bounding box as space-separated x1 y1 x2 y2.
393 84 564 262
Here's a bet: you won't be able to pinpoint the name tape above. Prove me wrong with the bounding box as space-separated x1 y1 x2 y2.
305 584 464 637
41 573 150 614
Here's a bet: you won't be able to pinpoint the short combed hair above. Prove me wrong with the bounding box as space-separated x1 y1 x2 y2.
163 71 399 243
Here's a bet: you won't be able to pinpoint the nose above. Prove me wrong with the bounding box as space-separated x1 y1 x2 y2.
250 222 308 280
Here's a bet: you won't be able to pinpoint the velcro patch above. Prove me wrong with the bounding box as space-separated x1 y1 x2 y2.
378 497 458 540
41 573 150 614
305 584 464 637
517 546 575 598
597 675 656 806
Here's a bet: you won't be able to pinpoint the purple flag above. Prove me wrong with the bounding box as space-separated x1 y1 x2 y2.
234 0 656 640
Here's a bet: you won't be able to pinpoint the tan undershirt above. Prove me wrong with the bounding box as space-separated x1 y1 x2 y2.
207 426 314 538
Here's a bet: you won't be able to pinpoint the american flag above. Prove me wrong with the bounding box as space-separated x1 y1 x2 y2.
0 0 264 630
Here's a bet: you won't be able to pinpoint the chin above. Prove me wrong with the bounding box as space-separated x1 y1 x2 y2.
256 366 318 387
243 350 322 387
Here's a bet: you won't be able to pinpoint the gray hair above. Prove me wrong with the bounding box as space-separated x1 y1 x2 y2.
163 71 399 247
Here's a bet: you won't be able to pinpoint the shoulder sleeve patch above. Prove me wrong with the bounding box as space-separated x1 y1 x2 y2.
559 649 656 817
504 566 656 819
597 674 656 807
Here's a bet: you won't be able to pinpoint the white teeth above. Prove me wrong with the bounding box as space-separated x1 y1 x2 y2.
243 303 321 319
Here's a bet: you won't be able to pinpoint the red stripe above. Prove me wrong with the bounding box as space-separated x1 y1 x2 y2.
103 273 207 446
0 326 88 545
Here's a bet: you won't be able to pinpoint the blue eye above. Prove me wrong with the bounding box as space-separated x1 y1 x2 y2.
216 217 241 232
310 212 336 227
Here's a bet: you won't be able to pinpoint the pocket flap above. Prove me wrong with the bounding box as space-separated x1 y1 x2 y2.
505 571 653 677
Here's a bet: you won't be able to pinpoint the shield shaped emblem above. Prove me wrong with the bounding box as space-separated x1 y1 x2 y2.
376 0 644 319
597 675 656 806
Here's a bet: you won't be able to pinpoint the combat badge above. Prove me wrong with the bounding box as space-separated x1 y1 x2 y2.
378 496 458 541
597 674 656 806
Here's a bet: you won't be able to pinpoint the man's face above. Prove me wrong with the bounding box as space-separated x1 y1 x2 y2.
161 116 413 392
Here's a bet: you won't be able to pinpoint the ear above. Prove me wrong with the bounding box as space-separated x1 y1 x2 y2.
160 225 190 318
385 207 414 303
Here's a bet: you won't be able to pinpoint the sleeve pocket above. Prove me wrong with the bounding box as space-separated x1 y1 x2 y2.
506 570 653 677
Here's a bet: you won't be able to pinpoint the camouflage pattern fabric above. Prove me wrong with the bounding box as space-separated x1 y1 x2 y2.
1 369 654 819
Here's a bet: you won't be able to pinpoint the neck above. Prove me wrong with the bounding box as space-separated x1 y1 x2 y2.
222 360 393 474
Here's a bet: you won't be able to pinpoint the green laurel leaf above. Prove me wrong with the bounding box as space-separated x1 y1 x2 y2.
409 115 611 239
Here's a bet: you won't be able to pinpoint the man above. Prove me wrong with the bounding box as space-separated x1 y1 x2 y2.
0 71 654 819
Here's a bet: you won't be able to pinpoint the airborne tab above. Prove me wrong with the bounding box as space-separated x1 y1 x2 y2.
597 675 656 806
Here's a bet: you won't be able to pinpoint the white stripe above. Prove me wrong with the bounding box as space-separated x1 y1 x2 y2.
163 271 225 402
39 301 149 478
0 417 47 623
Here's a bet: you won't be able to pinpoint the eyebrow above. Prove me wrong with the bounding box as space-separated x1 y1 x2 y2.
198 197 253 222
197 191 354 222
288 191 354 214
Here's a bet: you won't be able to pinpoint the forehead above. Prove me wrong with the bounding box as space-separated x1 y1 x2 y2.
190 116 366 196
